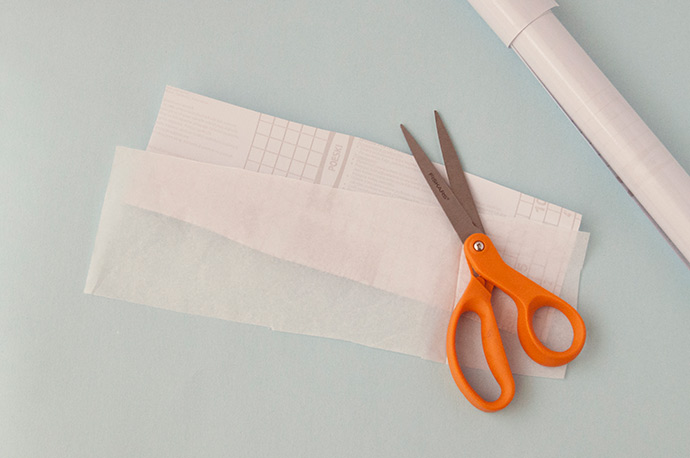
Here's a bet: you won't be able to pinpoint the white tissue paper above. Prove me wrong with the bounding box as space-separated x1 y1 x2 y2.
85 146 588 377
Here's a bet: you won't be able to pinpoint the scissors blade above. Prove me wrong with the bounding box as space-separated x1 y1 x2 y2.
401 124 483 242
434 111 485 234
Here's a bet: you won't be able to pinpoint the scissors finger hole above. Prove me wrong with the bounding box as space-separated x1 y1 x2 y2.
453 313 502 402
531 305 574 353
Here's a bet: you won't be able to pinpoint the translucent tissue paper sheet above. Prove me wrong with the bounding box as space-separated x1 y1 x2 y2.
85 147 589 377
85 205 452 362
101 147 463 312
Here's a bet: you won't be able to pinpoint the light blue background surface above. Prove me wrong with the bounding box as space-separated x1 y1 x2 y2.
3 1 690 456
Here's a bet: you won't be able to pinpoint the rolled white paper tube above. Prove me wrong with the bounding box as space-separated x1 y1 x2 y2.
467 1 690 267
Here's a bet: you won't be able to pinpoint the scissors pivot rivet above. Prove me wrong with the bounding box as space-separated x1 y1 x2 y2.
473 241 485 252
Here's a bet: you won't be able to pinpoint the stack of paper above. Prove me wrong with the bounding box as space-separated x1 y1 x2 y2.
85 87 589 378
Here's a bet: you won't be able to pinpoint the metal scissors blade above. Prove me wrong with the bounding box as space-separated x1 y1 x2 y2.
434 111 484 234
400 116 483 242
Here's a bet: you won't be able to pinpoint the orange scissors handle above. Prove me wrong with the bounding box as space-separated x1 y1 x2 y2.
446 233 587 411
446 275 516 412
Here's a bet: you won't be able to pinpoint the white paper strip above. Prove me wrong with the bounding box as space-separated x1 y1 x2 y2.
148 87 583 232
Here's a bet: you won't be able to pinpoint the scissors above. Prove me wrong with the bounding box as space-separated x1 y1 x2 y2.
400 112 586 412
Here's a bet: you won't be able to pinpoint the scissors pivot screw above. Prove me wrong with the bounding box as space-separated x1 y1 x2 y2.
473 241 485 252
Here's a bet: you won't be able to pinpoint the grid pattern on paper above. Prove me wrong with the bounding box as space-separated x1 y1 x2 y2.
244 114 329 183
515 194 582 231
